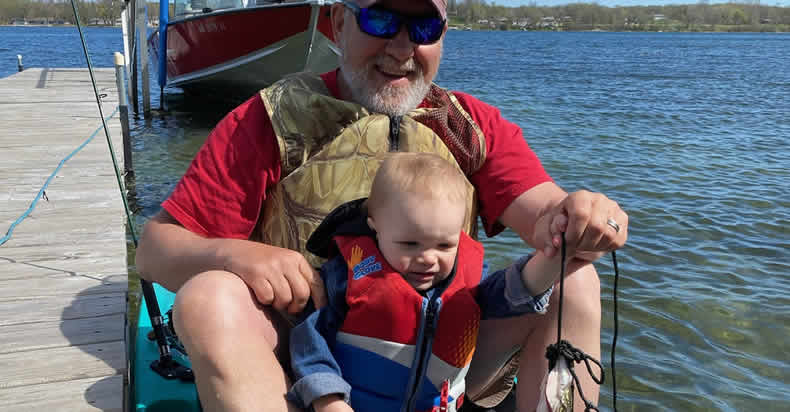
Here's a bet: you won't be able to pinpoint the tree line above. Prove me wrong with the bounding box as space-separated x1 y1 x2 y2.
450 0 790 31
1 0 789 32
0 0 162 25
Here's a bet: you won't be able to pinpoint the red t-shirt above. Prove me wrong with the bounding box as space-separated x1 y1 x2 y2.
163 71 551 239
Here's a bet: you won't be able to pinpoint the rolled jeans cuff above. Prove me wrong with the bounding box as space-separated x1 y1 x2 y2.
288 372 352 409
504 255 553 314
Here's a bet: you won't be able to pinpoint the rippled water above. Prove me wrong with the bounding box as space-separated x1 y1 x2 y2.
3 27 789 411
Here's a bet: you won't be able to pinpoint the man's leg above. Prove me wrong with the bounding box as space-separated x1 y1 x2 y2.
465 264 601 412
172 270 302 412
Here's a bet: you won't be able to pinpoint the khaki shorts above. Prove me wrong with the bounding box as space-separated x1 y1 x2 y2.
281 309 522 409
464 348 520 408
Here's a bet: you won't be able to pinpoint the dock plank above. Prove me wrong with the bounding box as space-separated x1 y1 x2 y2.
0 341 125 389
0 274 126 299
0 314 124 354
0 256 127 281
0 68 128 411
0 375 123 412
0 240 128 262
0 293 125 327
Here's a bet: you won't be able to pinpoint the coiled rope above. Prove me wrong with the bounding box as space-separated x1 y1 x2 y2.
0 109 119 247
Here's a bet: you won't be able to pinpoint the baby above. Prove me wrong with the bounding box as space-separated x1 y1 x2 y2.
289 152 567 412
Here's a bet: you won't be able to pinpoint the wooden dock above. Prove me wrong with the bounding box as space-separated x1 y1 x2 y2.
0 68 128 411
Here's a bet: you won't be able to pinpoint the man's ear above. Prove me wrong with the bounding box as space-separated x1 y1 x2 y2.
330 3 347 44
366 216 377 232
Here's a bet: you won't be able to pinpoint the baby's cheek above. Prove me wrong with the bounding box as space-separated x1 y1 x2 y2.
396 257 411 273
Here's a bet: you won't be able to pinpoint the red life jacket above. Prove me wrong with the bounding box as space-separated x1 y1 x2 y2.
331 232 485 412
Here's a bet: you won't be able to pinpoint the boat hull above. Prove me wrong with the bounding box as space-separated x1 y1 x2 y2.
148 1 338 95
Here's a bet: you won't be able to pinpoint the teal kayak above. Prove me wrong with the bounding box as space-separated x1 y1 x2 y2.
132 283 516 412
133 283 200 411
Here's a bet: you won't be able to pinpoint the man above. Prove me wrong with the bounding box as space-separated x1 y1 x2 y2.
136 1 629 411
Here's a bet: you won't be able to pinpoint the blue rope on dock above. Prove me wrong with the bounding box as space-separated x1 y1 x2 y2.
0 106 120 247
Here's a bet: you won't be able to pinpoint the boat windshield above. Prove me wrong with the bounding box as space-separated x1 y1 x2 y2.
174 0 247 17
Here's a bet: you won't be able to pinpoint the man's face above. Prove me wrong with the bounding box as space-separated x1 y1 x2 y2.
331 0 446 116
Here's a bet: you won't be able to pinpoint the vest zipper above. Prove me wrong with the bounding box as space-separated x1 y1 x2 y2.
404 296 441 412
389 116 402 151
402 258 458 412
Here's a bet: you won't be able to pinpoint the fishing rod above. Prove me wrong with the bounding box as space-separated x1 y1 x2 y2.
68 0 192 381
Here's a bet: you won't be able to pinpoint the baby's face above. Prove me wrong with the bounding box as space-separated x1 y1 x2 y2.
367 191 466 291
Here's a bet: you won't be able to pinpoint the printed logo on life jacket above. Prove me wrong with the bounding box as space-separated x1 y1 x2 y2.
348 245 382 279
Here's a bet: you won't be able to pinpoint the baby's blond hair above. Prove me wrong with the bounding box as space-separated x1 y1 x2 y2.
367 153 469 216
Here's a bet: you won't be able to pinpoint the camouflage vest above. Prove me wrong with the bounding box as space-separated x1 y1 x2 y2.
255 72 487 267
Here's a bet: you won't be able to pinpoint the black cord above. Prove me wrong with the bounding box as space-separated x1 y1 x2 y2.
556 231 567 345
611 251 620 410
546 234 620 412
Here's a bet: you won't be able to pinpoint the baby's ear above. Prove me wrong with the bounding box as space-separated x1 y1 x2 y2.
366 216 377 232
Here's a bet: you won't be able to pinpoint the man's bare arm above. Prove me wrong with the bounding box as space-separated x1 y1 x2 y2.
499 181 566 251
136 210 225 291
499 181 627 260
135 210 325 312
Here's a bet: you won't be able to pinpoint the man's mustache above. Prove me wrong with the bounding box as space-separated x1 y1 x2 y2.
374 57 422 76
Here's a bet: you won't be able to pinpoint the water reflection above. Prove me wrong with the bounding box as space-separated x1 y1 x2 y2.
125 31 790 411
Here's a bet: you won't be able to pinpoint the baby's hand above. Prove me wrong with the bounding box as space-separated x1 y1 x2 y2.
536 212 573 259
313 395 353 412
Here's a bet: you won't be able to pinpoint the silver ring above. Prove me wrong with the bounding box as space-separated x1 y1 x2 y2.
606 218 620 233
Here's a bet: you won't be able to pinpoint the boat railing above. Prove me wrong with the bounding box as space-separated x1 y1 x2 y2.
173 0 316 17
174 0 241 17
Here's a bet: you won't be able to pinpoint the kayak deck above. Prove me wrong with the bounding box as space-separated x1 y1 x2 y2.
133 283 200 411
132 284 517 411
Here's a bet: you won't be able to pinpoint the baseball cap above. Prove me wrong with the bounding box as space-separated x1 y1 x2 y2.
353 0 447 20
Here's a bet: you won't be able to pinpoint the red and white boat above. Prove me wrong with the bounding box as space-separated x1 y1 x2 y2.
148 0 339 95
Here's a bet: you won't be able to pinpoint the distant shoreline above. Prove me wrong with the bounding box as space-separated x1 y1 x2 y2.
3 23 787 33
2 24 118 28
0 24 152 28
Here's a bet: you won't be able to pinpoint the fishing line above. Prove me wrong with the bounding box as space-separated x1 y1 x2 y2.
68 0 191 381
547 234 620 411
610 250 619 410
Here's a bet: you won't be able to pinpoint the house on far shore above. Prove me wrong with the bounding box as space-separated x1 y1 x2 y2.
653 14 666 21
27 17 51 25
539 16 558 29
10 18 28 25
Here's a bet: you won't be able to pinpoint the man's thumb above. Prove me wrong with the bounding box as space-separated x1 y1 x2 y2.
308 268 328 309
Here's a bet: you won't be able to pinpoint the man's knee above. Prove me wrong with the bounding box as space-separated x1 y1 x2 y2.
558 263 601 324
173 270 281 351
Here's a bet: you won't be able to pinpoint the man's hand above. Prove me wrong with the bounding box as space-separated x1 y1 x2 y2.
220 240 327 313
538 190 628 259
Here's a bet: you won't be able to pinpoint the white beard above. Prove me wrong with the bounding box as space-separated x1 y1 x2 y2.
339 37 435 116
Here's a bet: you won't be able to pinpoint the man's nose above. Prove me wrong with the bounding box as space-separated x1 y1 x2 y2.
385 24 416 61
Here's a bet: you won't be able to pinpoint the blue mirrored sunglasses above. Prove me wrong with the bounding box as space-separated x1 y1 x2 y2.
342 1 446 45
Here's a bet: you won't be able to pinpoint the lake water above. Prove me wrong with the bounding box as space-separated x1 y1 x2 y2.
2 26 788 411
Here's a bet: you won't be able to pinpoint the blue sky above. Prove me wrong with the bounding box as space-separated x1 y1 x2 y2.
493 0 790 6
